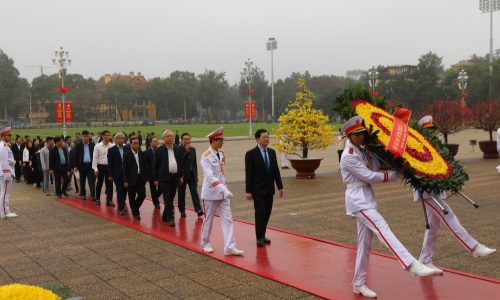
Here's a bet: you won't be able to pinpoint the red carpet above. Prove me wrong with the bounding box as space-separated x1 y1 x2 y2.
59 197 500 299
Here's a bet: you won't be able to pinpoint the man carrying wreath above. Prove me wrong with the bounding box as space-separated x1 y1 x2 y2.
412 116 496 274
340 116 438 299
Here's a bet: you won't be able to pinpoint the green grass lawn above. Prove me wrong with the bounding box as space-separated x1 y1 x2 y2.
12 123 342 139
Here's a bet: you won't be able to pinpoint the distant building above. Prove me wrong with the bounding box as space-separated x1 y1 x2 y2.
450 60 474 69
386 65 418 78
94 72 157 121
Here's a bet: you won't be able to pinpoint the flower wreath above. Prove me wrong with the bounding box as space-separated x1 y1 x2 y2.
351 100 468 194
353 100 451 178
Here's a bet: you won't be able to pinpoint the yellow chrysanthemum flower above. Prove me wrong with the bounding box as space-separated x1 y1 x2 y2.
0 283 61 300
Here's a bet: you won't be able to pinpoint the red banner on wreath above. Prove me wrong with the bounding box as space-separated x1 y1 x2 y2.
386 107 411 157
244 101 257 120
55 102 73 123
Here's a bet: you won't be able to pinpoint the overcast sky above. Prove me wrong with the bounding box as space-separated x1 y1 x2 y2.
1 0 498 85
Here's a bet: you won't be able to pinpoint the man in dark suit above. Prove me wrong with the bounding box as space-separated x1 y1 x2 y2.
10 136 23 183
71 130 96 200
153 130 183 226
123 138 147 220
178 133 203 218
145 136 161 209
137 130 143 147
108 132 129 215
245 129 284 247
49 136 71 198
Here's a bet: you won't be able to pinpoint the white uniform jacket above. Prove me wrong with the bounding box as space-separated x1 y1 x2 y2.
340 139 397 214
200 147 229 200
0 141 15 176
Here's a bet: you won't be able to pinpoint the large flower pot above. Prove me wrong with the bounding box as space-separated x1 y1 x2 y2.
288 158 324 179
478 141 499 159
444 144 459 157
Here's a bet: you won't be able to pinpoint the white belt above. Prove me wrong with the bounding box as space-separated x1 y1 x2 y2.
346 182 370 189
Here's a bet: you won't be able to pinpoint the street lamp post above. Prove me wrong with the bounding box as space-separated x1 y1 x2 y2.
458 69 468 126
479 0 500 99
267 38 277 122
368 66 379 94
52 46 71 137
458 69 469 102
243 58 256 137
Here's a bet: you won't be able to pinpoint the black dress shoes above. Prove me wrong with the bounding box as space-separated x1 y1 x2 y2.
63 192 69 197
154 204 161 209
133 215 141 220
119 209 125 215
180 212 187 217
82 196 87 200
257 239 264 247
169 219 175 227
96 200 101 205
197 211 204 218
107 201 115 207
263 237 271 244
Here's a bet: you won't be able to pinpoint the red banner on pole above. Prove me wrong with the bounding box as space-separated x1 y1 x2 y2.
55 102 63 123
244 102 257 120
55 102 73 123
65 102 72 123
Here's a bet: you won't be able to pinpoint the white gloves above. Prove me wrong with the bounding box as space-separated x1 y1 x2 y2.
9 160 15 167
223 189 234 199
396 171 405 180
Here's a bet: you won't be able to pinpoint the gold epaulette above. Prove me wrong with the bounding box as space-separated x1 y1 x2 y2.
219 149 226 159
203 150 211 156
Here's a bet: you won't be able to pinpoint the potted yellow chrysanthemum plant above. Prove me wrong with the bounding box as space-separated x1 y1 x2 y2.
273 78 335 178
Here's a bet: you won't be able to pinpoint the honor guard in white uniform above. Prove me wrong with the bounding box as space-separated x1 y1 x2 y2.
340 116 437 298
0 127 17 219
200 127 244 256
412 116 496 274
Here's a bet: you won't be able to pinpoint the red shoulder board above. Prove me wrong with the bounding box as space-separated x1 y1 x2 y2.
348 148 353 154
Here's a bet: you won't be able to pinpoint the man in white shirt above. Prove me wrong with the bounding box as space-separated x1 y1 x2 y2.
153 130 183 227
92 130 115 206
123 138 147 220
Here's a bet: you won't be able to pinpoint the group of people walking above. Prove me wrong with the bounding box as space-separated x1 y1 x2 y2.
4 125 285 258
3 119 496 298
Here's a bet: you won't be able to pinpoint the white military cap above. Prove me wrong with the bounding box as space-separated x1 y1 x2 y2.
206 126 224 141
418 115 436 128
341 116 366 135
0 127 11 136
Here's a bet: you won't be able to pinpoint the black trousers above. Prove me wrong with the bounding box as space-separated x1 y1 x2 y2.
15 161 21 181
253 194 274 240
148 179 162 206
96 164 112 202
160 175 178 220
114 177 127 211
73 173 79 191
54 167 70 196
78 163 96 197
23 162 33 184
127 176 146 217
177 173 202 213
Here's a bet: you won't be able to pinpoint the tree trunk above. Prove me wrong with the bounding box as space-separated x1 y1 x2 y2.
444 132 448 145
302 141 308 158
